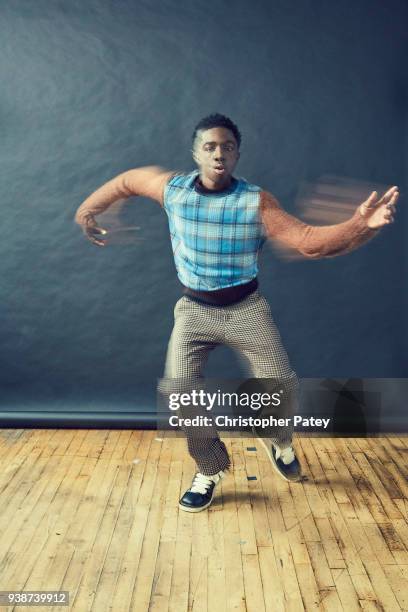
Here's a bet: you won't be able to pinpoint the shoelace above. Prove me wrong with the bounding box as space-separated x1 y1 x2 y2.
276 446 295 465
190 472 221 494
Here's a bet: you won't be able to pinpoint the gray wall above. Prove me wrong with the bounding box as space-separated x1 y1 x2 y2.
1 0 407 416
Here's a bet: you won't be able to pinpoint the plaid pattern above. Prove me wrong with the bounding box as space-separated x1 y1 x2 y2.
163 170 265 290
158 291 299 475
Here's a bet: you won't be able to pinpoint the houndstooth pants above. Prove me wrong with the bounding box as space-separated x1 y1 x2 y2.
158 290 299 476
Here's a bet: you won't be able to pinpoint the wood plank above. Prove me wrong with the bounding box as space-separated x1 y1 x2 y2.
319 587 344 611
10 449 90 592
147 457 184 612
222 462 246 612
245 452 273 548
377 438 407 480
362 559 402 611
361 447 405 504
377 522 408 565
332 566 361 611
0 429 27 459
261 472 304 611
0 431 76 585
207 483 227 612
241 554 266 612
258 546 286 611
149 456 182 612
293 562 320 611
333 439 376 524
71 435 136 610
314 518 346 570
289 481 321 544
382 565 408 610
167 458 193 612
108 431 165 612
340 450 390 524
235 447 258 555
0 432 406 611
23 455 91 591
0 429 57 511
306 541 334 590
352 451 403 522
361 523 397 566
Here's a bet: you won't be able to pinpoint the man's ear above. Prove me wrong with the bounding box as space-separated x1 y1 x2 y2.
191 148 199 164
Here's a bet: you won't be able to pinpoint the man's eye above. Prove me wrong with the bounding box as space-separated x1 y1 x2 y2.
203 144 234 152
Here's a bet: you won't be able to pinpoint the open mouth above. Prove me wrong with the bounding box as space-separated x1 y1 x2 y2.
213 166 226 174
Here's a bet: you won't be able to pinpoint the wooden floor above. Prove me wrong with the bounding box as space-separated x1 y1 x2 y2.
0 430 407 612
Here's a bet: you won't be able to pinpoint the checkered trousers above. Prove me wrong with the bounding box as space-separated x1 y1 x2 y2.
158 291 299 476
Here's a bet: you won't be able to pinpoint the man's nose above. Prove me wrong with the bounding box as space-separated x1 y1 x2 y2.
213 146 225 159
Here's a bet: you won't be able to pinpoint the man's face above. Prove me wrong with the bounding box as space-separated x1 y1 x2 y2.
192 127 240 186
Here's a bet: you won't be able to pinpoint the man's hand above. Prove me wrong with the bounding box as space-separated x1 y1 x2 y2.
79 215 108 247
359 186 399 229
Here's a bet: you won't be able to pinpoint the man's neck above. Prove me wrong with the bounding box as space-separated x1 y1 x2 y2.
197 174 233 193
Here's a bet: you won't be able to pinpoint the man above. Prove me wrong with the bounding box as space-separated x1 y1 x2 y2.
75 113 399 513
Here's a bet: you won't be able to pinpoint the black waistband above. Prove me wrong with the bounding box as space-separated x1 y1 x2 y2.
182 278 258 306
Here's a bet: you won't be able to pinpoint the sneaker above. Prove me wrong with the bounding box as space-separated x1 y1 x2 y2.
254 432 302 482
179 470 225 512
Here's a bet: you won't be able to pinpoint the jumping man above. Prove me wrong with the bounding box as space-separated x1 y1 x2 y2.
75 114 399 512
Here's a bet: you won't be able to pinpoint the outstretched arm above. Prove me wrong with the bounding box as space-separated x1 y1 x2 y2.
74 166 176 246
259 186 399 258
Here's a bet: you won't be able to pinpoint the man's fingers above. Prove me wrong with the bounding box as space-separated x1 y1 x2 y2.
378 185 399 206
383 192 399 221
82 227 108 246
83 215 108 235
88 226 107 236
363 186 399 215
389 191 399 207
88 235 106 246
78 215 108 245
364 191 378 209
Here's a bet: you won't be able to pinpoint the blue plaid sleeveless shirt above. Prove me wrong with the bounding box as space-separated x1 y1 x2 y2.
163 170 266 291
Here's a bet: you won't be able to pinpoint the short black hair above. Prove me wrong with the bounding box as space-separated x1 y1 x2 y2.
192 113 241 149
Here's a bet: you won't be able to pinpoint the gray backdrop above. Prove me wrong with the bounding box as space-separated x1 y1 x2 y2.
1 0 407 427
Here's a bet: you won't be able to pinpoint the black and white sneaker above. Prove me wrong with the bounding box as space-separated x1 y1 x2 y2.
255 435 302 482
179 470 225 512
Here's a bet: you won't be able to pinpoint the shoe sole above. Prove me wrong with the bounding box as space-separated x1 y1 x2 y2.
178 498 213 512
256 436 302 483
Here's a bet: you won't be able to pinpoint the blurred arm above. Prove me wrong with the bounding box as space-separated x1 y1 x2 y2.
74 166 176 226
259 190 379 259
